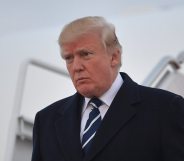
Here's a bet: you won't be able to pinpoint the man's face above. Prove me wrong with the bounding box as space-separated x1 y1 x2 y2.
61 33 119 98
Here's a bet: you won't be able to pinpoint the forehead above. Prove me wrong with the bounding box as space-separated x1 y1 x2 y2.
61 33 104 54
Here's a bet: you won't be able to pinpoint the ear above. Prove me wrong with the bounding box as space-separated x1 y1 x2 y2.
111 49 120 67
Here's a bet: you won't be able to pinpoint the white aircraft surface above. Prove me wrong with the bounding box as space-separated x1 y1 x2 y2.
0 1 184 161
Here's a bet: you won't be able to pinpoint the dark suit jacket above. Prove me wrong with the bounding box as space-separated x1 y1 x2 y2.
32 73 184 161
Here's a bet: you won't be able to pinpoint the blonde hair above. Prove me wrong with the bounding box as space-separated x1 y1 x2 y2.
58 16 122 67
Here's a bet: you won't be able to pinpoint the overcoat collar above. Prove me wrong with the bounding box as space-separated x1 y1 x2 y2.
55 72 141 161
55 92 84 161
83 72 141 161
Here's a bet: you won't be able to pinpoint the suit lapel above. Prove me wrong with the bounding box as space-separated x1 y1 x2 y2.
84 73 141 161
55 93 84 161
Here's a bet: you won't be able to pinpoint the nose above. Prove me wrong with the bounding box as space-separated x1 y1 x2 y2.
72 57 84 72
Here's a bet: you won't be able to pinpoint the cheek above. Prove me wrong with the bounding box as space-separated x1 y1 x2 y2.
96 63 111 75
66 65 73 76
92 70 108 86
67 67 75 82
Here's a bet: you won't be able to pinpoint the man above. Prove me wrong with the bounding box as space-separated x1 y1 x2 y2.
32 16 184 161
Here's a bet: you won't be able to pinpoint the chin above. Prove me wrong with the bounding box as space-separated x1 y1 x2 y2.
79 91 94 98
77 88 95 98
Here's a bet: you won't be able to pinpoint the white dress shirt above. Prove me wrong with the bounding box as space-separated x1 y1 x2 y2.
80 73 123 140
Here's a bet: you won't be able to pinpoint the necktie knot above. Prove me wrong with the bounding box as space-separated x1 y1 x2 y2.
89 97 103 108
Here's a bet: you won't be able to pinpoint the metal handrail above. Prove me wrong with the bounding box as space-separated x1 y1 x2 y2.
142 55 181 86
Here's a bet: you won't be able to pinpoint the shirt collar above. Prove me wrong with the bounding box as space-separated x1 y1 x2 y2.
100 73 123 106
82 73 123 112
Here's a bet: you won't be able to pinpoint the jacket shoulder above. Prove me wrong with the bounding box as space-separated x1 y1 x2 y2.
138 84 184 106
36 94 75 118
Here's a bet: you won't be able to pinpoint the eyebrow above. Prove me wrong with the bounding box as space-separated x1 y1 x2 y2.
76 48 94 54
62 46 94 57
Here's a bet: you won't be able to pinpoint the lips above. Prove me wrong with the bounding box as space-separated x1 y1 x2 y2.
76 77 89 84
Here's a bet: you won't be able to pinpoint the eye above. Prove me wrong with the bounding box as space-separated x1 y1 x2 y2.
64 55 74 64
80 51 93 59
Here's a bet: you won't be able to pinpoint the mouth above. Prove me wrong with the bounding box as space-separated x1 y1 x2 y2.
76 77 89 84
